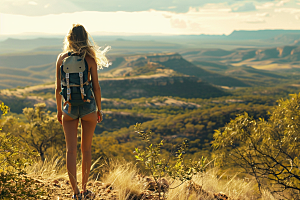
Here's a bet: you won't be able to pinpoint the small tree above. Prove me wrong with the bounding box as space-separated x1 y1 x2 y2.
213 93 300 199
134 123 207 199
20 103 65 161
0 102 44 199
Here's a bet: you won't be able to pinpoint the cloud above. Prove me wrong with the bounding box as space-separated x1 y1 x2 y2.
245 18 266 23
0 0 84 16
256 12 270 17
2 2 300 37
28 1 37 6
170 19 187 29
276 0 290 7
275 8 300 14
0 0 276 16
231 2 257 12
257 2 275 9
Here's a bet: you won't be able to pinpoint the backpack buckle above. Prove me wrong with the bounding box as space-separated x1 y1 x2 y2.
80 88 86 96
66 73 69 78
79 72 83 77
67 88 71 94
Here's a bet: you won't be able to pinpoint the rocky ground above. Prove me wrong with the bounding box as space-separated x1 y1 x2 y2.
32 176 232 200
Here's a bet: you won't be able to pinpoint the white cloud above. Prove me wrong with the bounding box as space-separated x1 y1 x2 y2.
257 2 274 9
28 1 37 6
276 0 290 7
1 1 299 36
231 2 256 12
256 12 270 17
170 19 187 29
275 8 300 14
245 18 266 23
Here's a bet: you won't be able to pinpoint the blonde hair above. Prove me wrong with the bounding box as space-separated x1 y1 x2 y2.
63 24 110 70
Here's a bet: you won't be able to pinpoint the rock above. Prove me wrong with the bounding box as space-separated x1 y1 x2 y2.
94 181 103 187
145 176 169 193
105 183 111 188
214 192 229 200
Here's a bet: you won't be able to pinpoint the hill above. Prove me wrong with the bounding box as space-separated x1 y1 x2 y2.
192 60 287 86
0 52 251 89
99 76 229 99
0 52 56 89
102 53 250 87
181 45 300 73
227 30 300 40
2 30 300 55
181 45 300 63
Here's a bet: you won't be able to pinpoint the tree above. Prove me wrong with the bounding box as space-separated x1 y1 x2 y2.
20 103 65 161
213 93 300 199
0 102 44 199
134 123 207 199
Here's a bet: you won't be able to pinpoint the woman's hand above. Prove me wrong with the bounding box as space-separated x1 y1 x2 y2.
97 110 103 123
57 111 62 125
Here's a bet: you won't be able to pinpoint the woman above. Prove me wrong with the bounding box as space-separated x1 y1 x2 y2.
55 24 110 199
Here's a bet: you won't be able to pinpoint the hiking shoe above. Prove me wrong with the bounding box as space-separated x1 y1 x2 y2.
82 190 95 199
72 193 82 200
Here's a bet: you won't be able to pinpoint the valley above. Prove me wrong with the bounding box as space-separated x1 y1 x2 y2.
1 30 300 163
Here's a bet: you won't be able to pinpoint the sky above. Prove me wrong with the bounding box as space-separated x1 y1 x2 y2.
0 0 300 36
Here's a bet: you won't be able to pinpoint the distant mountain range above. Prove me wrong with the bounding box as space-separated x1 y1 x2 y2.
0 49 290 90
227 30 300 40
181 45 300 65
1 29 300 54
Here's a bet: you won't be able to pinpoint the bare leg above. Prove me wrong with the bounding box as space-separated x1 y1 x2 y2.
80 111 97 192
62 113 80 194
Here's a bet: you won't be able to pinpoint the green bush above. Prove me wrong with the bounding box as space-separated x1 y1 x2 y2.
0 102 44 199
213 93 300 199
134 123 207 199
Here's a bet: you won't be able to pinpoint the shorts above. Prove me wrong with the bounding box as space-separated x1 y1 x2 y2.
62 99 97 119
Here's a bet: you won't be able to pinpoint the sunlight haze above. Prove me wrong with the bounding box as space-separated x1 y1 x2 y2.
0 0 300 36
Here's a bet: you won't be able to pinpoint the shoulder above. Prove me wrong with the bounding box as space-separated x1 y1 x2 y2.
85 55 97 68
56 53 69 68
57 52 69 62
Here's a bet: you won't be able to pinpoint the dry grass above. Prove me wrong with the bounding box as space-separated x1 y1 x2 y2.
24 157 274 200
196 168 258 199
166 168 259 200
26 155 68 181
25 155 103 187
261 190 277 200
101 161 146 200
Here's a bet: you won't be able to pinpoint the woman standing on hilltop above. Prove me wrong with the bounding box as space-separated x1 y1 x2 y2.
55 24 110 199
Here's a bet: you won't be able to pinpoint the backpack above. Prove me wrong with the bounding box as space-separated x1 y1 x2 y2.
60 52 93 113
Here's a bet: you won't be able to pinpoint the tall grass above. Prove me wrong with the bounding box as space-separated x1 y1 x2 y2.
24 156 270 200
25 155 103 187
101 161 146 200
166 168 259 200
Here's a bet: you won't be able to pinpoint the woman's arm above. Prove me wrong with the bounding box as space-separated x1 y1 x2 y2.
86 56 102 122
55 53 64 124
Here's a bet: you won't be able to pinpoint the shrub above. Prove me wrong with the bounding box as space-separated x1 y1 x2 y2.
134 123 207 199
213 93 300 199
0 102 44 199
